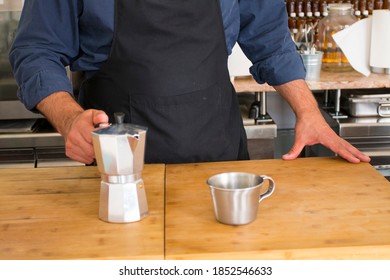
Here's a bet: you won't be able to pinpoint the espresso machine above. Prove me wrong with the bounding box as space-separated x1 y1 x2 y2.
92 113 149 223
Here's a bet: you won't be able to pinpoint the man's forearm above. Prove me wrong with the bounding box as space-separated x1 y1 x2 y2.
273 79 321 119
273 79 370 163
36 91 84 137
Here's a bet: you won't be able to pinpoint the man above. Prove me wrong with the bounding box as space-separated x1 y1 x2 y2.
9 0 370 164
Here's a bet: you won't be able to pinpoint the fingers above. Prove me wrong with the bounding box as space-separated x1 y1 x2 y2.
64 109 109 164
65 123 95 164
65 143 95 164
282 141 305 160
92 110 109 127
284 115 371 164
284 134 371 164
324 137 371 164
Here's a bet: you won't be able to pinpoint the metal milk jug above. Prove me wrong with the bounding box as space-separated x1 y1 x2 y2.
92 113 148 223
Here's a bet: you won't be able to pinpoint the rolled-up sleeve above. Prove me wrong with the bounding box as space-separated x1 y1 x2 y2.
9 0 79 111
238 0 305 86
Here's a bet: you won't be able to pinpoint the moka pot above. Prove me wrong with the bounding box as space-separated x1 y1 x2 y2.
92 113 148 223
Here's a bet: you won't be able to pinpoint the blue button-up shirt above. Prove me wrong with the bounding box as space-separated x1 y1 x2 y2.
9 0 305 110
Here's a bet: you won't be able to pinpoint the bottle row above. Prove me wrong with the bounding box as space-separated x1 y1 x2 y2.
289 2 375 72
286 0 381 45
285 0 390 18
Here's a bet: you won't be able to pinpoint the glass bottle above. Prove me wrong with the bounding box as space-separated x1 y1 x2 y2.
313 11 321 23
354 9 362 19
312 0 320 14
305 11 315 47
286 0 297 15
313 11 322 48
319 0 328 15
358 0 367 12
296 0 304 14
288 12 298 41
296 12 307 50
374 0 384 9
366 0 374 14
383 0 389 9
297 11 307 35
317 3 358 72
351 0 360 10
362 9 369 18
306 11 314 25
303 0 313 14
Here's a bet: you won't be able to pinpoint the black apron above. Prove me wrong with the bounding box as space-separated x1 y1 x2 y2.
80 0 248 164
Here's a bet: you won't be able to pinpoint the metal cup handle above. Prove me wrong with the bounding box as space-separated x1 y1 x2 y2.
258 175 275 203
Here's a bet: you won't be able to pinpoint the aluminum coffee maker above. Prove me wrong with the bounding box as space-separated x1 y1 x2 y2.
92 113 148 223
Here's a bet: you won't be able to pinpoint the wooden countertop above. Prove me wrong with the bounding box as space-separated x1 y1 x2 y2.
1 157 389 260
233 71 390 93
165 157 390 260
0 164 165 260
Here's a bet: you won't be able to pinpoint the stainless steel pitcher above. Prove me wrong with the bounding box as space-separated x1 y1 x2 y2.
92 113 148 223
207 172 275 225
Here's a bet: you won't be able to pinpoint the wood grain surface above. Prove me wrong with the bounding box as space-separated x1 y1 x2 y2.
165 157 390 260
233 71 390 93
2 157 389 260
0 164 165 260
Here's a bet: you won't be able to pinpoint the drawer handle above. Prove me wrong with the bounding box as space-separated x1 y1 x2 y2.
378 103 390 117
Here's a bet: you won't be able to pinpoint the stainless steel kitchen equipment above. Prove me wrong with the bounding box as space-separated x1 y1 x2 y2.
238 92 277 159
341 89 390 117
0 1 29 121
0 1 81 168
207 172 275 225
309 88 390 181
229 44 277 159
92 113 149 223
0 1 22 81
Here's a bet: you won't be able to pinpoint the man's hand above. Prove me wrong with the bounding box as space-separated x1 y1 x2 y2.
274 80 371 164
64 109 109 164
282 111 371 163
36 91 109 164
